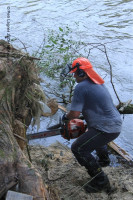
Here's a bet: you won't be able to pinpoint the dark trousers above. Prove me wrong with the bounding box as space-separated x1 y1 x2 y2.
71 127 120 169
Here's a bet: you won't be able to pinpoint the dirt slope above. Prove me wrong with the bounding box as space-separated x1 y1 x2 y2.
28 142 133 200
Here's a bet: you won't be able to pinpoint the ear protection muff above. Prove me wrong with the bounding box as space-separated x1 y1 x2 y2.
75 63 86 77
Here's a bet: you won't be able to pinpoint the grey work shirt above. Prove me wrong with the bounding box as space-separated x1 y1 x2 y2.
70 78 122 133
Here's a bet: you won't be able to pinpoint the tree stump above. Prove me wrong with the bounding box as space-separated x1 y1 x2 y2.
0 40 54 199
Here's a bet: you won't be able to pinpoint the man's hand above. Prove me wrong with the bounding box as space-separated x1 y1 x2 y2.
61 113 69 122
66 110 80 120
60 113 70 140
61 111 81 125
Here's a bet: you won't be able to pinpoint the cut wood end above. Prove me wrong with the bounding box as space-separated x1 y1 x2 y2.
6 190 33 200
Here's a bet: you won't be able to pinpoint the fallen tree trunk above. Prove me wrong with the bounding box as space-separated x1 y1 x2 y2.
117 103 133 114
0 40 57 199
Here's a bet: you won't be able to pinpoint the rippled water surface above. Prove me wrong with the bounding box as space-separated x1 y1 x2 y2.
0 0 133 155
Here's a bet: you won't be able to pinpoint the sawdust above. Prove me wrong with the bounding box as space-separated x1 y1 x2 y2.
28 142 133 200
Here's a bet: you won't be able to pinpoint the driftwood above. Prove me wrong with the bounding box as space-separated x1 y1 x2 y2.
117 100 133 114
108 141 133 162
0 40 56 199
58 102 133 115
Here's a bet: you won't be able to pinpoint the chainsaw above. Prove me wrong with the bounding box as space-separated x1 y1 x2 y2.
26 119 133 162
27 119 87 141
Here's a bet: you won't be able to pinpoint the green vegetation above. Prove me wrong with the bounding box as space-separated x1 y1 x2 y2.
0 150 5 158
38 26 84 77
36 25 86 103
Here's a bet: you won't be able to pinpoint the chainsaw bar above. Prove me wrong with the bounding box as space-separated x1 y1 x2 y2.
27 129 61 140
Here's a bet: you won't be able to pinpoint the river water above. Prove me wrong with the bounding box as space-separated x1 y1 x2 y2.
0 0 133 156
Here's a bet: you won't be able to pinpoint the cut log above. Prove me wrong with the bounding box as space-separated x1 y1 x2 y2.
108 141 133 162
6 191 33 200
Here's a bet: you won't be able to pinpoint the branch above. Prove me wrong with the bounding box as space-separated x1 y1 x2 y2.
102 44 121 104
85 42 122 104
0 51 40 60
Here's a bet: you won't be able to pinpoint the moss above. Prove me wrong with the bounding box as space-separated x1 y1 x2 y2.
0 82 5 91
12 147 18 160
27 162 32 168
0 71 6 79
0 150 5 158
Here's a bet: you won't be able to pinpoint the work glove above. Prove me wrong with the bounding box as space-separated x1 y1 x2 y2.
61 113 69 122
60 113 70 140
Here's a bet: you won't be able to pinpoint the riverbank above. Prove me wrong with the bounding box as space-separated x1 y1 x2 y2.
27 142 133 200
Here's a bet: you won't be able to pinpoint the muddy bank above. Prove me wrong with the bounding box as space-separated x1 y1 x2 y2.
27 142 133 200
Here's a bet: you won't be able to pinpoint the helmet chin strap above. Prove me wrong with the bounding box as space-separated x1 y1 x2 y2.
60 63 81 82
71 63 81 71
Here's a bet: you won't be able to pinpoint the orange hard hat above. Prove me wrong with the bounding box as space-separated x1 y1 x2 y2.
70 57 104 84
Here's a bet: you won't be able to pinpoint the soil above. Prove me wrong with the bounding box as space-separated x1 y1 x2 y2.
27 142 133 200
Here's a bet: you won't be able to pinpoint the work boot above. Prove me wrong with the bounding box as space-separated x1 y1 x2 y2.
84 159 111 193
98 157 110 167
84 171 111 193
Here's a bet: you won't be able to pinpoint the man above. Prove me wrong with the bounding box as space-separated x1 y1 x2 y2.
62 57 122 193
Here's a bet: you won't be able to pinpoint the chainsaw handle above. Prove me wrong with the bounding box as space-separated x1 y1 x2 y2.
60 117 71 141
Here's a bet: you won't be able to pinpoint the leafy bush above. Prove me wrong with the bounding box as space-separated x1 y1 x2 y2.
37 26 85 103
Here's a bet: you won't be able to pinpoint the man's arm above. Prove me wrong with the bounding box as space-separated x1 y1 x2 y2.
66 110 80 120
